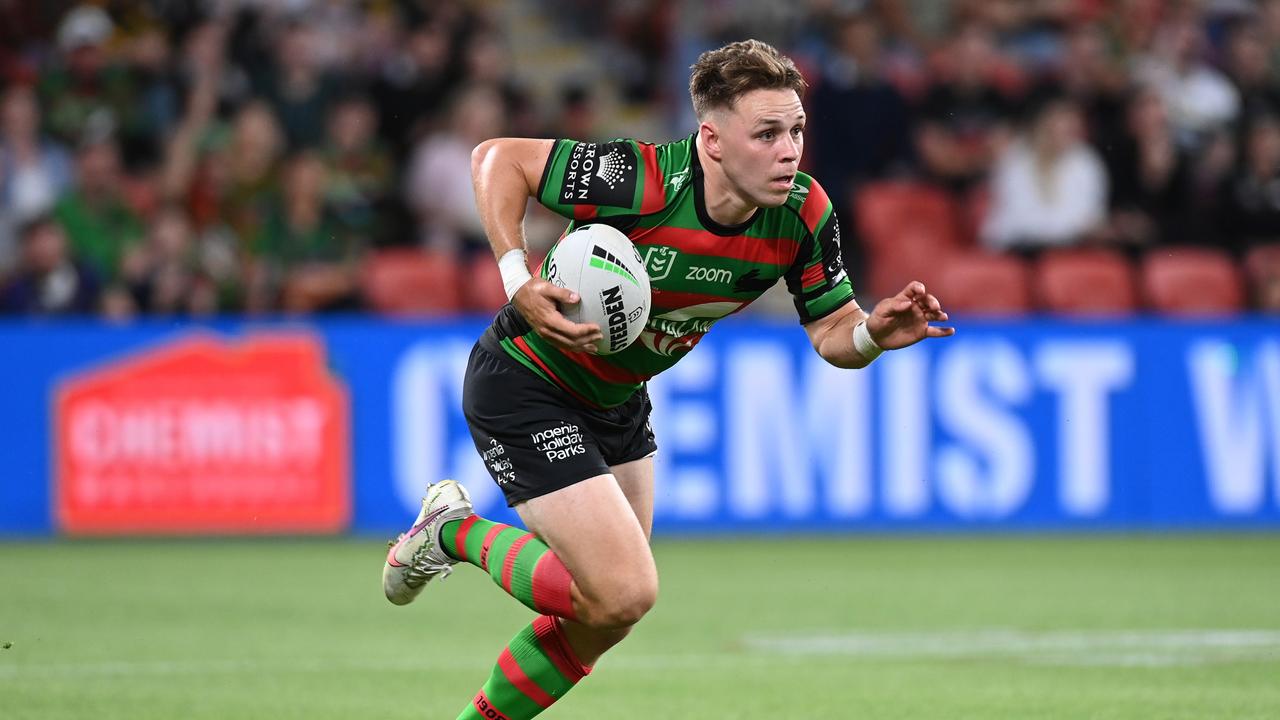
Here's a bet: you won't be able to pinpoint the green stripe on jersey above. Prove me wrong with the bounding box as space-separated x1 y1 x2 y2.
804 285 855 318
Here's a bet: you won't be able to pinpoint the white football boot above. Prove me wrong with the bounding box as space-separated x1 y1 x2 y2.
383 480 474 605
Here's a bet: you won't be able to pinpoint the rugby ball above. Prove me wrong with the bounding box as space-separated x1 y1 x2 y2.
545 224 651 355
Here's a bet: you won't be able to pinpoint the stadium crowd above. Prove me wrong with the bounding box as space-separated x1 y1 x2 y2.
1 0 1278 317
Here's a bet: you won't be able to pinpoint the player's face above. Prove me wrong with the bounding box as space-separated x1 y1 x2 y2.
717 88 805 208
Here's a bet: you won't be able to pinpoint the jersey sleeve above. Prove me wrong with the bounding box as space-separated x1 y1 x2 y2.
535 138 669 220
783 177 855 324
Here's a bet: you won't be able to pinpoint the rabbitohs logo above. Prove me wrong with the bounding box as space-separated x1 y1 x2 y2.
666 168 690 193
643 246 677 281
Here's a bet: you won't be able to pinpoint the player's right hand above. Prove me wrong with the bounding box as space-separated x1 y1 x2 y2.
512 278 603 354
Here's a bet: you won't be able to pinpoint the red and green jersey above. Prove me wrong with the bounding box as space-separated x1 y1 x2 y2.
489 134 854 408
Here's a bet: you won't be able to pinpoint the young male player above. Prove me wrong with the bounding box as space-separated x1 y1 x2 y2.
384 39 954 719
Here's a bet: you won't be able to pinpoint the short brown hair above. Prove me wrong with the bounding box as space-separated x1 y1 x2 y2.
689 40 807 119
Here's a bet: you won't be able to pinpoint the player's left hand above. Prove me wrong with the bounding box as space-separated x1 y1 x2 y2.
866 281 954 350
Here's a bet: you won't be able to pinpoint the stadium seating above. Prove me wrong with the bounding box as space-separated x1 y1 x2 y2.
960 186 991 247
463 253 508 313
361 249 462 314
1141 247 1245 315
864 227 956 300
854 182 963 253
935 251 1032 315
1034 248 1138 315
461 251 550 314
855 182 966 300
1244 243 1280 311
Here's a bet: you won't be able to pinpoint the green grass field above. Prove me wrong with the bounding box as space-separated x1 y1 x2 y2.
3 535 1279 719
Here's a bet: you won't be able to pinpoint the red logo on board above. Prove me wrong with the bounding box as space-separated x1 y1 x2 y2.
54 334 350 535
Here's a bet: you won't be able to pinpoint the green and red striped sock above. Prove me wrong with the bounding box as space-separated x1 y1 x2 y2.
440 516 578 621
456 615 591 720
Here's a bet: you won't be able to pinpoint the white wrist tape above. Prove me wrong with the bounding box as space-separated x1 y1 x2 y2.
498 248 533 301
852 319 883 362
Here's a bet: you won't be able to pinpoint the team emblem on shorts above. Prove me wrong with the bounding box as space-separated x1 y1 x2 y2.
644 246 678 281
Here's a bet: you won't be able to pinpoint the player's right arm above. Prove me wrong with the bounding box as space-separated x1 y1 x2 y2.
471 138 602 353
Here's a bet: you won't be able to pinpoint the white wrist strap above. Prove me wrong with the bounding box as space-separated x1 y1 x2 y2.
852 319 883 362
498 248 533 301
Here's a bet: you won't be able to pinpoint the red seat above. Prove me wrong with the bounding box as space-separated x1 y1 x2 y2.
461 251 550 313
935 251 1032 315
961 186 992 247
1244 243 1280 311
854 182 963 254
1035 248 1138 315
855 183 966 301
1141 247 1245 315
463 253 508 313
864 228 955 301
361 249 462 315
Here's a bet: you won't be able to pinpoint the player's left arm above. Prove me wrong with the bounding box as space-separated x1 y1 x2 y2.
804 282 954 369
787 177 953 368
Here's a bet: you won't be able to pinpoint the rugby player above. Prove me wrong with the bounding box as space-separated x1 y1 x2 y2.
384 39 954 720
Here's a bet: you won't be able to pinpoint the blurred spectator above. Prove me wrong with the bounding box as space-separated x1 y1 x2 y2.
121 205 218 316
321 94 394 243
0 213 101 315
248 152 363 314
1132 14 1239 147
0 84 73 275
553 84 603 143
464 32 538 137
306 0 366 72
371 19 460 156
956 0 1076 72
0 2 56 64
406 85 506 258
345 2 403 78
159 21 226 213
1262 0 1280 80
52 135 144 283
810 11 913 285
1222 21 1280 126
879 0 937 47
865 0 932 98
914 23 1017 191
37 5 146 166
4 0 1278 315
118 22 181 170
1215 114 1280 255
1048 22 1129 152
253 18 336 150
599 0 671 105
810 12 913 202
1106 86 1196 247
1103 0 1164 55
982 95 1108 252
217 101 285 250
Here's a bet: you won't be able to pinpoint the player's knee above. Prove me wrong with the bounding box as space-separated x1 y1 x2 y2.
612 583 658 627
584 579 657 629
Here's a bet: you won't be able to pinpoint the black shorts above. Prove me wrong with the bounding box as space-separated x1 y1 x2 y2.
462 338 658 506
